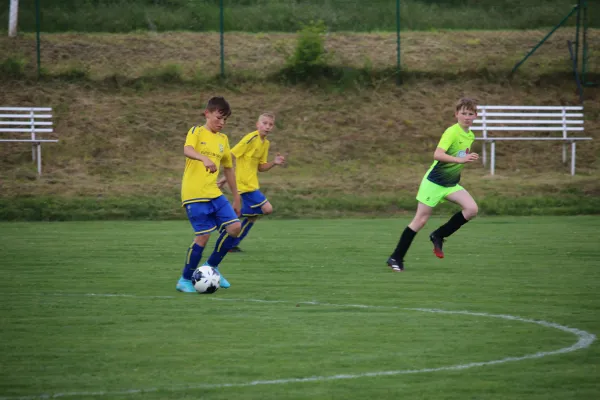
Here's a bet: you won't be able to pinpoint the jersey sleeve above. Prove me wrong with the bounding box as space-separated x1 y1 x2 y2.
259 141 270 164
436 127 455 151
231 132 257 158
221 136 233 168
184 126 200 148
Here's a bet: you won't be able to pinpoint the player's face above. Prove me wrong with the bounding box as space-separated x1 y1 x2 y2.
256 116 275 136
204 110 228 133
455 107 477 129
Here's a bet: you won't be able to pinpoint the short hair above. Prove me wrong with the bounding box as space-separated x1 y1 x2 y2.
455 97 478 113
205 96 232 118
258 112 275 121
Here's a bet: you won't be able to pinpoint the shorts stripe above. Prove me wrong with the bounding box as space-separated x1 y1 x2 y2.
195 226 216 236
218 218 240 231
251 199 268 208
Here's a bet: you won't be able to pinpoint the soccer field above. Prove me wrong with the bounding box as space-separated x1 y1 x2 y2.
1 217 599 400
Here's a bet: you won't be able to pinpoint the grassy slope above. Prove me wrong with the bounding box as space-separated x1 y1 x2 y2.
0 30 599 219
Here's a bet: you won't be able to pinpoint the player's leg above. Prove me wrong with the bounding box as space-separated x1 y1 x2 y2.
230 191 269 252
387 202 433 271
387 178 440 272
177 203 216 293
204 196 241 288
429 188 478 258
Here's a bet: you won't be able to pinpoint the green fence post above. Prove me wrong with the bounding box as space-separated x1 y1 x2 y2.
396 0 401 85
35 0 41 79
510 4 578 76
220 0 225 79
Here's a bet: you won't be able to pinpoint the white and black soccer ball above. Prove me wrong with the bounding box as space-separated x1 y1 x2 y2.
191 266 220 294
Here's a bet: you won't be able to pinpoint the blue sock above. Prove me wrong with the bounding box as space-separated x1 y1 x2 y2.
207 230 238 267
181 243 204 280
237 218 255 245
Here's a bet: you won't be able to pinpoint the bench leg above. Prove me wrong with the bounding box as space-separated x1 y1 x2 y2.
37 144 42 176
571 142 576 176
482 142 487 167
490 141 495 176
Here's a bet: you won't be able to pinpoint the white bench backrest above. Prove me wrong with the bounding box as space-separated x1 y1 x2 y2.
472 105 584 139
0 107 54 142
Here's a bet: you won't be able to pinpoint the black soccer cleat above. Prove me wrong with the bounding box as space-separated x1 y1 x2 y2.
228 246 243 253
387 257 405 272
429 233 445 259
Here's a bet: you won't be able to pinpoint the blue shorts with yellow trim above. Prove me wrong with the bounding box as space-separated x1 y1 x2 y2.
241 190 268 217
185 195 239 236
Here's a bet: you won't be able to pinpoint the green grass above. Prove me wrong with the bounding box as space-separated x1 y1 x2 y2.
1 217 599 399
1 0 595 33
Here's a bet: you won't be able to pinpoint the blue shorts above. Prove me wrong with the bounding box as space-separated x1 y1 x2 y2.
185 195 240 236
241 190 268 217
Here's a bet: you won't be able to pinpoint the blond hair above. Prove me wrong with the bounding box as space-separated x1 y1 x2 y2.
258 112 275 121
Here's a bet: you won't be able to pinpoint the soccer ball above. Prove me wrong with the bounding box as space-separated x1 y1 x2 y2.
191 265 220 294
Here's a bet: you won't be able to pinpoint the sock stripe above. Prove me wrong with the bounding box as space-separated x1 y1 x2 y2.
216 233 230 253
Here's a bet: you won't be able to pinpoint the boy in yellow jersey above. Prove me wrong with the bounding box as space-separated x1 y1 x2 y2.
176 96 241 293
387 97 480 272
204 112 285 268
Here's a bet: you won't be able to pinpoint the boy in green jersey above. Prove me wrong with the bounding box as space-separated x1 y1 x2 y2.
387 98 480 272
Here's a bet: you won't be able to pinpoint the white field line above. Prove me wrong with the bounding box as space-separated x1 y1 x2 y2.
0 294 595 400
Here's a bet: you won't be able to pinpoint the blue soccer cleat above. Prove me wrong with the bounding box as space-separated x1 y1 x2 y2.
176 277 197 293
205 264 230 289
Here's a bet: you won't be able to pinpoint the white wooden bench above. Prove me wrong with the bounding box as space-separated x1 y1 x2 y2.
471 105 592 176
0 107 58 175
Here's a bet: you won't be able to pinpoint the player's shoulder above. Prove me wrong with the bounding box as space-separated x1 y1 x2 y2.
187 125 201 135
242 130 260 144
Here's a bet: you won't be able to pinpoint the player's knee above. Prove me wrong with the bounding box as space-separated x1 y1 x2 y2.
194 234 210 247
261 202 273 215
226 222 242 238
409 216 429 232
464 204 478 220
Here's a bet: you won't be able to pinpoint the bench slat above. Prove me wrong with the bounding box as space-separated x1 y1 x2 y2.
0 121 53 126
473 119 583 125
477 106 583 111
478 112 584 117
475 137 592 141
471 127 584 131
0 139 58 143
0 113 53 118
0 107 52 112
0 128 54 133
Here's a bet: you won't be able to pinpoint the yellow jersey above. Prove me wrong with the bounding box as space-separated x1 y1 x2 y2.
231 131 269 194
181 125 233 205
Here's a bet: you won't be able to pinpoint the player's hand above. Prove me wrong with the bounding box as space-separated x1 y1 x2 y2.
217 177 227 189
203 159 217 173
463 153 479 163
232 198 241 216
274 152 286 166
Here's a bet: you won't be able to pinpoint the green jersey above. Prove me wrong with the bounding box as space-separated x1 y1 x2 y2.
425 123 475 187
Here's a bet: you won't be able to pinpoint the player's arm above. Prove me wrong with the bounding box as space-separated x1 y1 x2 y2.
184 145 217 173
434 148 478 164
217 154 236 189
222 166 241 215
258 153 285 172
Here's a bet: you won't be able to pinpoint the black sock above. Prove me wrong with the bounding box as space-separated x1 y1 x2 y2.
433 211 469 239
391 226 417 261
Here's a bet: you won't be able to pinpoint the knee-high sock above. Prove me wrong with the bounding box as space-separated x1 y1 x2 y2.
433 211 468 238
207 230 238 267
236 218 255 245
182 243 204 280
391 226 417 262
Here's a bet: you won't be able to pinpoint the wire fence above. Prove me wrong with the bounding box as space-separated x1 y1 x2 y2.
1 0 598 88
